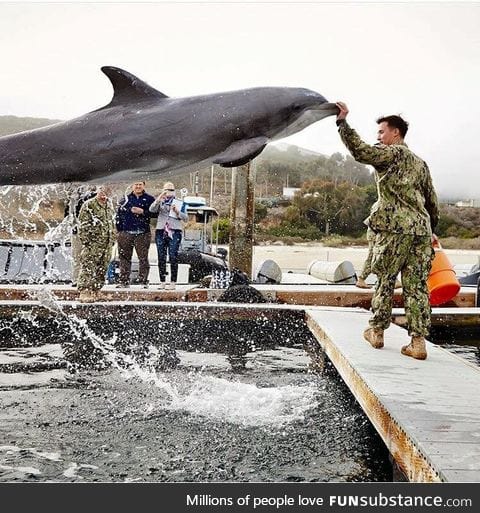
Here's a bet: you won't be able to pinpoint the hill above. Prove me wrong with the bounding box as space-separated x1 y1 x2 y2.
0 115 60 136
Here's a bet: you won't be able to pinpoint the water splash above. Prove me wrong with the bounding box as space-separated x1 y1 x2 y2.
165 374 319 427
33 288 180 401
0 184 71 239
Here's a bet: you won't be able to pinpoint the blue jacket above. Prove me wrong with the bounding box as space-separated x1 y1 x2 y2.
116 192 156 232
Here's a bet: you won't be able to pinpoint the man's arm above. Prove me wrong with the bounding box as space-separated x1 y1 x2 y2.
337 120 398 168
143 194 156 219
336 101 398 169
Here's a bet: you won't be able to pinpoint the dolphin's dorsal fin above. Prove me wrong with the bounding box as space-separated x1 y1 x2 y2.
101 66 169 106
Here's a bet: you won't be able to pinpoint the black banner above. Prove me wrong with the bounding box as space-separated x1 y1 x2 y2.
1 482 478 513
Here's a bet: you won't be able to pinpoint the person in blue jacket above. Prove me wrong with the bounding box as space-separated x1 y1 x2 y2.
116 181 155 288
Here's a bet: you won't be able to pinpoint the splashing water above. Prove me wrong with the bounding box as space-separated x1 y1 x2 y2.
30 288 319 427
165 374 319 427
0 184 72 239
33 288 180 401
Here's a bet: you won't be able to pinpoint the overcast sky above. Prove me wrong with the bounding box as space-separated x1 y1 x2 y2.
1 1 479 199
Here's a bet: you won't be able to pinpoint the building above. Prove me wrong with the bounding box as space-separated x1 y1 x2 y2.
455 199 480 208
282 187 301 200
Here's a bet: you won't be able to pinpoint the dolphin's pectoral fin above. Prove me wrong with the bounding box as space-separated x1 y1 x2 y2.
100 66 169 108
213 136 268 167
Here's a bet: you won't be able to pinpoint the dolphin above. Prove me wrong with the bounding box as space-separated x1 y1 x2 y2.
0 66 339 186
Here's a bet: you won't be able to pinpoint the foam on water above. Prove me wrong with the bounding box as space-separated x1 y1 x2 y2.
0 464 41 476
0 445 61 462
165 374 319 427
63 463 99 479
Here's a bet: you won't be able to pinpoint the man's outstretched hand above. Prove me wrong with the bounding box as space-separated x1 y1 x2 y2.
336 102 349 122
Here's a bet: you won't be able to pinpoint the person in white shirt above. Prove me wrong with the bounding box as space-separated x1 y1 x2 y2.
149 182 188 290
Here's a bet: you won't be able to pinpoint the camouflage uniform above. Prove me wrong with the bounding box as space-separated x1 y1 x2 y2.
359 222 376 280
77 197 115 292
338 121 439 336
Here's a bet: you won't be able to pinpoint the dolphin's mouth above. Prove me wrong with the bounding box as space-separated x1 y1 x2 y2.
315 102 340 115
273 103 339 141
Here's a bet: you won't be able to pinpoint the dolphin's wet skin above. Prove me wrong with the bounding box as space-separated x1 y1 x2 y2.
0 66 339 186
0 332 393 482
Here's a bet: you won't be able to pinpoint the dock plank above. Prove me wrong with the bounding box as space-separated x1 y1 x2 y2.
0 284 476 308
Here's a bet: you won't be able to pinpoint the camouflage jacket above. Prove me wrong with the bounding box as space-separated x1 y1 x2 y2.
338 121 439 235
78 197 115 247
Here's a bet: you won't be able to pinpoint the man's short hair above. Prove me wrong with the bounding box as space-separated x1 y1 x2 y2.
376 115 409 138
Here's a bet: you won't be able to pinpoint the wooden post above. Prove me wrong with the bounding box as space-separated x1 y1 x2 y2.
209 165 215 206
229 162 256 277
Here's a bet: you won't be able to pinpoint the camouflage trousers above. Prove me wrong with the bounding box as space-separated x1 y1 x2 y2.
370 232 434 337
77 242 113 292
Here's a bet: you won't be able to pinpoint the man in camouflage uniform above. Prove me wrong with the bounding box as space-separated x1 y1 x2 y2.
77 185 116 302
356 216 376 289
336 102 439 360
65 184 97 286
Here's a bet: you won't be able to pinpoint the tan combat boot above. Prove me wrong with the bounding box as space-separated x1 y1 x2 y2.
355 277 372 289
401 336 427 360
363 327 384 349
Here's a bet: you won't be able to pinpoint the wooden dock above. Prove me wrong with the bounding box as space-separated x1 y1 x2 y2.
0 284 476 308
392 307 480 329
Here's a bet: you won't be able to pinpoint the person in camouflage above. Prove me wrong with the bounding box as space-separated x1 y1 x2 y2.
356 225 376 289
336 102 439 360
64 185 97 286
77 185 116 302
356 197 402 291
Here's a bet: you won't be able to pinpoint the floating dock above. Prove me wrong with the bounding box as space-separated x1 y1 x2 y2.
0 284 476 308
392 307 480 329
306 308 480 482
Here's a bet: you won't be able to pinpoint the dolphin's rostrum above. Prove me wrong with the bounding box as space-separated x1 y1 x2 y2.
0 67 339 185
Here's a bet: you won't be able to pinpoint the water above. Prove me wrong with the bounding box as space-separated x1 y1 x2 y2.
1 289 479 483
0 306 393 482
430 326 480 367
1 184 478 483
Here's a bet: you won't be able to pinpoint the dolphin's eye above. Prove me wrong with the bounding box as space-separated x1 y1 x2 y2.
293 104 303 112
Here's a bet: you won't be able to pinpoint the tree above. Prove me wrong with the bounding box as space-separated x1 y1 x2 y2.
292 179 372 235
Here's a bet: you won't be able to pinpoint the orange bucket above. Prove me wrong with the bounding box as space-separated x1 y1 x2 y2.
427 239 460 305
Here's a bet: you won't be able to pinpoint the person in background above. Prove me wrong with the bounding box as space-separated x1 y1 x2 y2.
77 185 116 302
65 185 97 286
149 181 188 290
356 200 402 291
115 181 155 288
355 225 376 289
336 102 439 360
